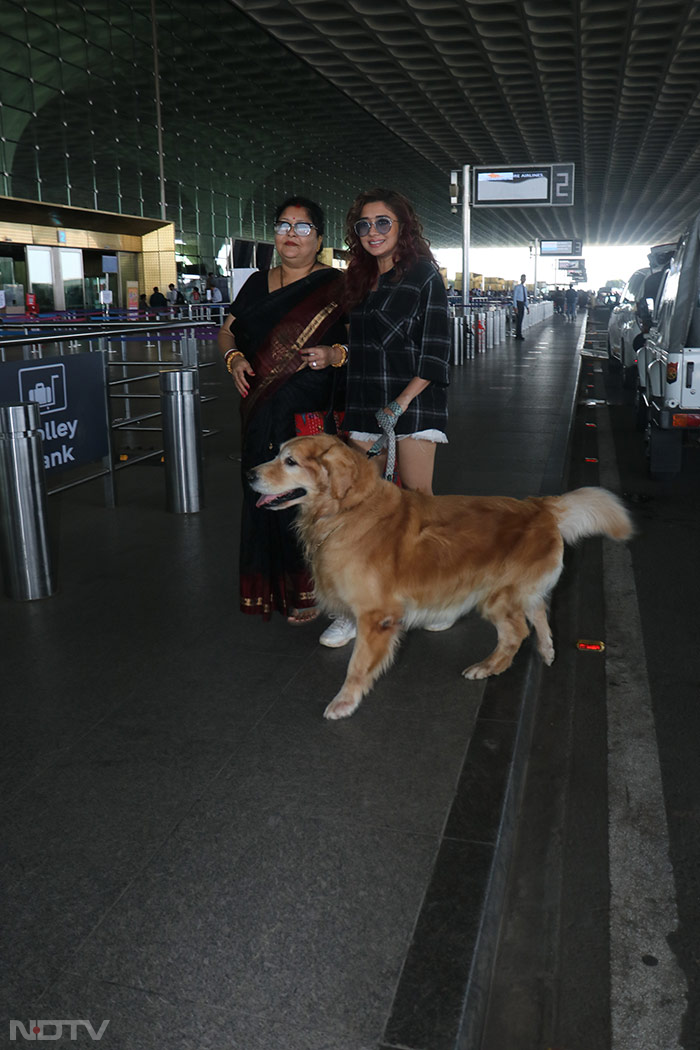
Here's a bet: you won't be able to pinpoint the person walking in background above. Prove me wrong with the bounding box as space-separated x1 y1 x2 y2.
318 186 450 649
216 196 347 625
148 286 167 315
513 274 529 340
565 283 578 323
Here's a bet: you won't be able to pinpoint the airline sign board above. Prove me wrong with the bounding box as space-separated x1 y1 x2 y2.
558 258 585 271
540 239 583 256
473 164 574 207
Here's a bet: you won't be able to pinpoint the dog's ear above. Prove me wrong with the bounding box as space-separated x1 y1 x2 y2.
319 441 359 502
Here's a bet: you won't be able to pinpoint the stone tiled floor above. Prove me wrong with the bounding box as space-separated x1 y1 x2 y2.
1 313 583 1050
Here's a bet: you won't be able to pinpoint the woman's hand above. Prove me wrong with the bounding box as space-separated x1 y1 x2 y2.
230 354 256 397
299 344 340 370
385 377 431 418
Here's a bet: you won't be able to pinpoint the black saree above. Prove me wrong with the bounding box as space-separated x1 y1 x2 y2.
231 268 346 619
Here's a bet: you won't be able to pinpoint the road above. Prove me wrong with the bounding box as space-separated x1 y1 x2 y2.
480 346 699 1050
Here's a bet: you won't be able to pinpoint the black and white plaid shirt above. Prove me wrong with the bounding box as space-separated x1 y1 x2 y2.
344 259 451 436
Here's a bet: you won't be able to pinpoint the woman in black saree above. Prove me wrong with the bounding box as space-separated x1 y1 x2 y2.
217 197 348 623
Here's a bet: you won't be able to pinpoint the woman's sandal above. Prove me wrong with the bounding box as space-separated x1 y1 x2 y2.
287 607 319 625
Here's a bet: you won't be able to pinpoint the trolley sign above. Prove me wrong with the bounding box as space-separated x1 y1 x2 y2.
472 164 575 207
0 353 109 474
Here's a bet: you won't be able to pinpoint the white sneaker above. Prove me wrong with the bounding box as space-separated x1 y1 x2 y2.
424 618 458 632
319 616 356 648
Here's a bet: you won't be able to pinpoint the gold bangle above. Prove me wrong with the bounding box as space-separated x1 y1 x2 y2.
331 343 348 367
225 349 245 374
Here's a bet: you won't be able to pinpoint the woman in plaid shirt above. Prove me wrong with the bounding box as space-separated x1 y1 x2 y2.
343 188 450 494
318 189 452 648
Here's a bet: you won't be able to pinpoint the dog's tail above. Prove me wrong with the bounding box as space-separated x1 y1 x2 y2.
546 487 633 545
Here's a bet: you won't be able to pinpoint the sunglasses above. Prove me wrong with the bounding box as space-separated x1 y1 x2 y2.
273 220 317 237
353 216 395 238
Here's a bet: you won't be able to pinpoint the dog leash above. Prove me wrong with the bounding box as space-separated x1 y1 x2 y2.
366 401 404 482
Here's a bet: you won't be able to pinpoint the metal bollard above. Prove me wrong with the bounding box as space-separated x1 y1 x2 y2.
452 314 463 365
0 402 55 600
159 369 203 513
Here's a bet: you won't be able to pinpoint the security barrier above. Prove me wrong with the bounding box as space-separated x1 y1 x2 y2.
0 320 218 598
450 300 554 362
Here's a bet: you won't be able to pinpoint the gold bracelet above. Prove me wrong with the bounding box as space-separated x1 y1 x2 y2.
331 343 348 367
225 349 245 374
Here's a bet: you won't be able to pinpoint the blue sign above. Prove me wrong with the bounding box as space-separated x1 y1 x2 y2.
0 353 109 473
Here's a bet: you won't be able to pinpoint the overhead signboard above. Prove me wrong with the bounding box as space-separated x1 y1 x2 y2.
473 164 574 207
558 258 585 271
540 239 583 256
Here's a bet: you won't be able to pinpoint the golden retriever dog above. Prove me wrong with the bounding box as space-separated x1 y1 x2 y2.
248 434 633 720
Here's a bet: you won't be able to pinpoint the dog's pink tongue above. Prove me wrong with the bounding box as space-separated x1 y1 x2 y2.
256 492 281 508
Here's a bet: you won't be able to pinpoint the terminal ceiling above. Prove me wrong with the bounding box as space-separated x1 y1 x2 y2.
3 0 700 255
230 0 700 248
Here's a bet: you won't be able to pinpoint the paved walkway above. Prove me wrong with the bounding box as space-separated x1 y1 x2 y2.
2 312 584 1050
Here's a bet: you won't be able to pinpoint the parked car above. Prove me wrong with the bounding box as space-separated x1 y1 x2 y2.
608 267 649 386
608 242 676 389
640 220 700 473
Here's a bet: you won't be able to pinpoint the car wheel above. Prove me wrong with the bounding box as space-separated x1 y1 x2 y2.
623 361 637 389
648 425 683 477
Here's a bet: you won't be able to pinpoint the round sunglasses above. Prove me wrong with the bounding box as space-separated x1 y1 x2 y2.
353 216 395 238
273 220 317 237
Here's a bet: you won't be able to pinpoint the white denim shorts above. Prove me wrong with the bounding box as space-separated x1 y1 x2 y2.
349 429 448 444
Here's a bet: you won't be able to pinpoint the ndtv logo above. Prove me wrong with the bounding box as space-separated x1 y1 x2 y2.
10 1020 110 1041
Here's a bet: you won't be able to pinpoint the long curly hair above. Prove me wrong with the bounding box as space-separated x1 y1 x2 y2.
344 188 436 308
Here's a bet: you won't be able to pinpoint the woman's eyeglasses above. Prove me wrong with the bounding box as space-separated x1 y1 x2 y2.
273 221 317 237
353 216 395 238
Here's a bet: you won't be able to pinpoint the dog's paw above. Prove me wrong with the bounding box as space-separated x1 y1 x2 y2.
540 645 555 666
462 662 492 680
323 692 361 720
462 656 512 679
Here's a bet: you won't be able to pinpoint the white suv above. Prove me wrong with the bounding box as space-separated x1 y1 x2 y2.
608 243 676 390
642 221 700 474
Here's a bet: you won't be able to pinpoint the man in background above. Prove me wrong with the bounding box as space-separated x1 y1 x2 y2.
513 274 529 340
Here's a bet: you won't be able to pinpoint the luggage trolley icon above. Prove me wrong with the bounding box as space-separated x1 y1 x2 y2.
18 363 68 415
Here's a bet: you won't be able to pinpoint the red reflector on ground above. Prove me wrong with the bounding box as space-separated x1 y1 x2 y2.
577 640 606 652
672 413 700 428
585 422 597 428
584 456 599 463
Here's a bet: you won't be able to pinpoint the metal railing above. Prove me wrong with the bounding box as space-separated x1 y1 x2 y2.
0 319 218 503
0 319 221 598
450 300 554 364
